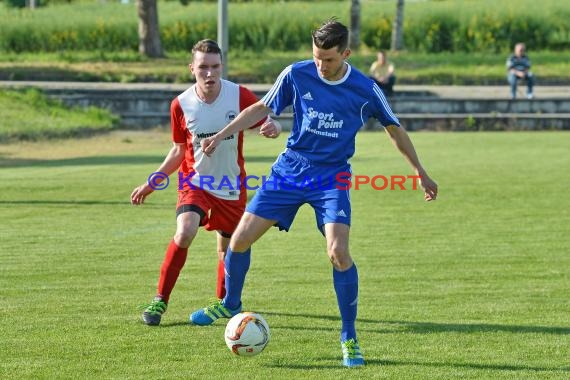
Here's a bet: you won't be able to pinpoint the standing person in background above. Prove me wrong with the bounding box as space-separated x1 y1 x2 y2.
190 19 438 368
369 50 396 96
507 42 535 99
131 39 281 326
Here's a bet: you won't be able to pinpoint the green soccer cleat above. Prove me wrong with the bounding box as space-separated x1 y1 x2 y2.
341 338 365 367
141 296 167 326
190 299 241 326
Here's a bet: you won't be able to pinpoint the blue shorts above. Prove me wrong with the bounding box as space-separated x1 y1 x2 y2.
246 149 352 234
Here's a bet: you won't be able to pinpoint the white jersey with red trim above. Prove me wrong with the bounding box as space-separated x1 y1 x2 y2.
171 79 262 200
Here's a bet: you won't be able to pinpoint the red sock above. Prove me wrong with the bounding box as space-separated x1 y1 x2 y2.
157 240 188 303
216 259 226 299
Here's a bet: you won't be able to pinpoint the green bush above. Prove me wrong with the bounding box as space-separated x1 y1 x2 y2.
361 16 392 51
0 0 568 54
4 0 41 8
403 14 460 53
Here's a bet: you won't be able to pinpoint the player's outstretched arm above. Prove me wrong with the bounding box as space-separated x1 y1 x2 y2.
202 101 271 156
130 143 185 205
384 125 438 201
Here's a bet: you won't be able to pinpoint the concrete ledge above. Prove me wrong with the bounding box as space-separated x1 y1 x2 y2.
371 113 570 131
2 81 570 130
391 98 570 114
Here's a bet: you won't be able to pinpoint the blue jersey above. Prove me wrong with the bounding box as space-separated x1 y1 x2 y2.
261 60 400 165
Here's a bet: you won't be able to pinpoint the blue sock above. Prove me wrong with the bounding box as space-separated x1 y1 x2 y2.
223 247 251 310
333 264 358 342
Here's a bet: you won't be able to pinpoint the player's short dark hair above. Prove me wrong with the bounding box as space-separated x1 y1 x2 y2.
192 39 222 60
311 18 349 52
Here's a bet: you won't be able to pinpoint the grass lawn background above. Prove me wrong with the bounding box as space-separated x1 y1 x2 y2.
1 130 569 379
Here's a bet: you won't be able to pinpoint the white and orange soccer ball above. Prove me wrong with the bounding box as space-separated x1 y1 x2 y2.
224 312 270 356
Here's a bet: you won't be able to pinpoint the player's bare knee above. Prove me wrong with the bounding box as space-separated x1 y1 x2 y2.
327 239 349 258
229 213 272 252
328 249 352 271
174 228 197 247
229 224 260 251
230 235 252 252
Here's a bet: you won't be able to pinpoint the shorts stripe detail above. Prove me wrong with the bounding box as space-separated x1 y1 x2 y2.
176 204 206 220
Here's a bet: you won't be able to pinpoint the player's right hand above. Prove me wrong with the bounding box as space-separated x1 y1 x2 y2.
201 136 218 157
419 175 438 202
130 184 153 205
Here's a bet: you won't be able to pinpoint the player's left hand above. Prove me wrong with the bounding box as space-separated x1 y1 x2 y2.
259 119 282 139
420 174 438 201
130 183 153 205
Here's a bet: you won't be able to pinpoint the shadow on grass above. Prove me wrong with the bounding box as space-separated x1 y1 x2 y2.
380 320 570 335
260 311 570 335
244 156 280 164
266 358 569 373
0 125 118 146
156 321 193 328
0 200 137 206
0 154 164 168
0 154 277 168
264 362 344 370
0 65 182 83
0 66 102 82
373 359 570 373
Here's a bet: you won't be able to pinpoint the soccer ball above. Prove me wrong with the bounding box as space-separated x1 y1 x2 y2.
224 312 270 356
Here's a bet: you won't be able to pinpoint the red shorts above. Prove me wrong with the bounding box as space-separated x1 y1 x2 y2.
176 187 246 236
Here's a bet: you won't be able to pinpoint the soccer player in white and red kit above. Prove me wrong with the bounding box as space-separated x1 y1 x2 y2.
131 40 281 326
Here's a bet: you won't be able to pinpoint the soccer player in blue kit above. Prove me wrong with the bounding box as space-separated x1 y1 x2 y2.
190 19 438 367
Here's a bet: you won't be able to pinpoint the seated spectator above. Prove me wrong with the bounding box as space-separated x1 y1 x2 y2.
506 43 535 99
369 50 396 96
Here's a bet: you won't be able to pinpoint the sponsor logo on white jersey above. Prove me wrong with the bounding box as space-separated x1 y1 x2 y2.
225 111 238 123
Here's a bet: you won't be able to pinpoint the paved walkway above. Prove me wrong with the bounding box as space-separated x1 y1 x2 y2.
1 81 569 99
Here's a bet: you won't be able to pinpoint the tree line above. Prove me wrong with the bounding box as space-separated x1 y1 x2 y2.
138 0 405 58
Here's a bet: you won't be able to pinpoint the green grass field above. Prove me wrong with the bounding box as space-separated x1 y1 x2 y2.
1 130 569 379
